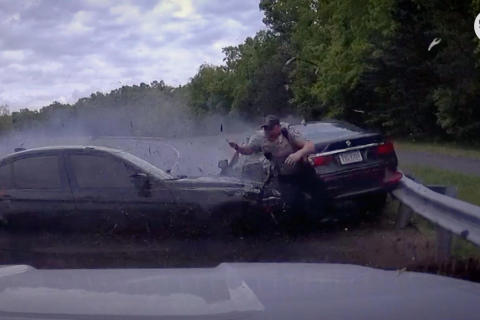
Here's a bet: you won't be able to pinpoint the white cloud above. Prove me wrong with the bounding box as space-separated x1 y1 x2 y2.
1 50 28 61
110 3 142 23
64 11 94 34
0 0 265 110
85 0 115 7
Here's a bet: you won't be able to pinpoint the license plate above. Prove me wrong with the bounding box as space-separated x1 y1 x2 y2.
338 151 363 165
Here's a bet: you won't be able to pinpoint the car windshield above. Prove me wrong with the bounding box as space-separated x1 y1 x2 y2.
117 151 174 180
1 0 480 316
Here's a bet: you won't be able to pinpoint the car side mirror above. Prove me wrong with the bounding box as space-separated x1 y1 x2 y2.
131 172 147 179
130 173 148 187
131 173 152 197
218 159 229 169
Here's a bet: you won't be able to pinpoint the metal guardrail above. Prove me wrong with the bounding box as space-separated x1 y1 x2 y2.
392 174 480 261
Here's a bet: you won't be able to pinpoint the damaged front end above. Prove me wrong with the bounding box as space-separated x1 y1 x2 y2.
241 184 282 208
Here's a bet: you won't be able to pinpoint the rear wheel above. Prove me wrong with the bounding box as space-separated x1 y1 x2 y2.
358 192 387 220
208 202 273 238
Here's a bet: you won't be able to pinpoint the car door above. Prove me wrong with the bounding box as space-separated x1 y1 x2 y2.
65 152 174 226
7 153 75 222
65 152 142 213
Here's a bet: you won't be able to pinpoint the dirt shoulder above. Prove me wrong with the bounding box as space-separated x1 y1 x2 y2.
1 201 480 283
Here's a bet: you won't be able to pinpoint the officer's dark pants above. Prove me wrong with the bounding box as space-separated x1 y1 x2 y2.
277 167 328 220
242 163 267 182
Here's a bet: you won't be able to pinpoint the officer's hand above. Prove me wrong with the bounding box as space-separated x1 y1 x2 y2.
285 152 303 166
227 140 238 150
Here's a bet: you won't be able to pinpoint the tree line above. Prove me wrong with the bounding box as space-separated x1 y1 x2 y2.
190 0 480 142
1 0 479 142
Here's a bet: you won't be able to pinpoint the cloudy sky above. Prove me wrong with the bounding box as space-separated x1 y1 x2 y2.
0 0 265 111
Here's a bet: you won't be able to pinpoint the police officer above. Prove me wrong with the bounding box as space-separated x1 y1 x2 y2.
227 115 323 214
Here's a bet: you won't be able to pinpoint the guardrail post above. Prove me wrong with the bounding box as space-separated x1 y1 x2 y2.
396 174 420 229
397 203 413 229
0 227 11 263
433 186 457 263
436 225 452 262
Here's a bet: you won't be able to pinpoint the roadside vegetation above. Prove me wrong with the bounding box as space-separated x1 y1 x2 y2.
402 165 480 206
395 141 480 160
400 164 480 260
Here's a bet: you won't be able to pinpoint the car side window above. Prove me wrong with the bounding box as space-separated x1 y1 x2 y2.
70 154 135 189
0 163 13 189
13 156 62 189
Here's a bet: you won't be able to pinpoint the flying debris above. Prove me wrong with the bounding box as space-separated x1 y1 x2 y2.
220 124 223 132
285 57 296 66
353 110 365 114
130 120 134 128
428 38 441 51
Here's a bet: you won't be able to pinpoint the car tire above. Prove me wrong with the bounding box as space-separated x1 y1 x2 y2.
0 215 8 229
359 192 387 220
208 202 271 238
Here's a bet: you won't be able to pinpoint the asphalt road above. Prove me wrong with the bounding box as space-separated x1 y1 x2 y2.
92 136 480 178
0 134 239 177
2 134 478 178
92 134 243 177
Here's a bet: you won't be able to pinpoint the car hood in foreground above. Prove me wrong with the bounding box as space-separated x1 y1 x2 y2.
0 263 479 320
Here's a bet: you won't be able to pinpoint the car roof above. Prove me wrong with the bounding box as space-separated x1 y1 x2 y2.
0 145 123 162
244 120 365 137
294 120 366 135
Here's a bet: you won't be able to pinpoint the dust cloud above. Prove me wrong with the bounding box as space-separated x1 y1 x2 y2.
0 98 303 176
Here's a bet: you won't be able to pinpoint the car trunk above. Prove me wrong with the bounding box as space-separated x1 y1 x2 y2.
309 133 398 199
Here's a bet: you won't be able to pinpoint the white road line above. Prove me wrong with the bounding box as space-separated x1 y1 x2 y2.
93 136 182 174
155 141 181 173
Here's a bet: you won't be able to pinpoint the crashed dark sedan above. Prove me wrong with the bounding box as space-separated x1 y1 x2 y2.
0 146 279 231
219 120 402 212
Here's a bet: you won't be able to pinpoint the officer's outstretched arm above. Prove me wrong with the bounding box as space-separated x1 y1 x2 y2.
236 144 256 155
227 140 256 155
294 139 315 157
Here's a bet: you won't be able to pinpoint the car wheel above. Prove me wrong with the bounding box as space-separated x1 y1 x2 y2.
208 202 270 238
358 192 387 219
0 215 8 229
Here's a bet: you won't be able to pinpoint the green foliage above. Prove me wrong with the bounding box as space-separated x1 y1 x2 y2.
0 105 12 134
356 0 480 140
189 0 480 143
288 0 396 118
189 64 233 116
188 30 293 119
